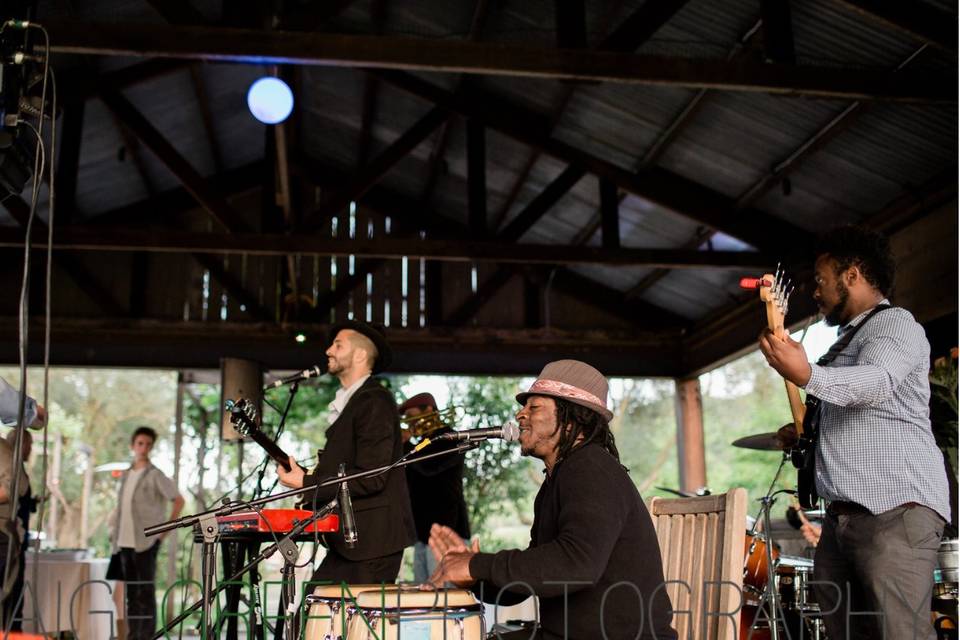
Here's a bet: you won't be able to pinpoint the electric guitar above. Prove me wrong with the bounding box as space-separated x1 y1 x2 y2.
741 269 819 508
226 398 294 472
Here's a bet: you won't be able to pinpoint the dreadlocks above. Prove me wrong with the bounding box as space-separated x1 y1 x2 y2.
553 397 620 466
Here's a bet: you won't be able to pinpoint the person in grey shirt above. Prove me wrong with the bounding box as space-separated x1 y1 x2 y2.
109 426 184 640
759 226 949 640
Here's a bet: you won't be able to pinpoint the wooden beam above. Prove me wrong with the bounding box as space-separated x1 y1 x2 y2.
446 267 517 326
832 0 957 51
0 227 780 269
98 86 251 233
599 178 620 249
357 0 388 169
3 317 687 376
865 168 958 234
129 251 149 317
189 64 224 174
191 253 272 322
760 0 795 65
492 0 694 231
425 261 443 325
44 22 955 102
466 119 487 237
87 161 263 227
109 111 158 197
54 99 85 226
681 280 819 376
600 0 691 53
294 153 702 327
674 378 707 493
736 45 929 210
304 107 448 229
548 268 688 329
417 0 493 206
523 273 542 328
378 70 813 254
640 20 763 168
144 0 207 25
2 197 126 316
555 0 587 50
501 166 586 243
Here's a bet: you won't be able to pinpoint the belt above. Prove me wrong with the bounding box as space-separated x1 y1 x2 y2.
826 500 871 516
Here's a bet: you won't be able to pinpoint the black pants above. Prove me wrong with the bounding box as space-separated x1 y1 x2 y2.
119 543 160 640
309 548 403 585
0 538 24 632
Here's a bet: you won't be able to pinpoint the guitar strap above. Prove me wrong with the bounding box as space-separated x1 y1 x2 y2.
795 303 893 506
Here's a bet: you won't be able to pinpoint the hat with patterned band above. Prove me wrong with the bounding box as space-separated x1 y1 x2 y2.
516 360 613 423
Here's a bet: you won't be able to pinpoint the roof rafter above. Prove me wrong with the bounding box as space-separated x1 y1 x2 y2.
0 227 778 269
44 22 955 102
377 70 812 254
832 0 957 51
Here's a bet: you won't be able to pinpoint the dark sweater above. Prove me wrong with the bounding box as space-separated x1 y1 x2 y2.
404 427 471 543
469 443 676 640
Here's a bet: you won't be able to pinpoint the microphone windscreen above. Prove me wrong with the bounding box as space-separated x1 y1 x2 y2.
501 421 520 442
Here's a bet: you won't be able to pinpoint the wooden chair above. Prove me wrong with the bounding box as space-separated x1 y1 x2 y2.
648 488 748 640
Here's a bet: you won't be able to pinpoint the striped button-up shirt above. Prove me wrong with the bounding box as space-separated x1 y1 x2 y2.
804 300 951 522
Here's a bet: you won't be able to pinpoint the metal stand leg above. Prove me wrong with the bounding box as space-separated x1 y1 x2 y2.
273 537 300 640
199 514 220 640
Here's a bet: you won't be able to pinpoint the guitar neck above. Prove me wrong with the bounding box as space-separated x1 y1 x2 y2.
763 275 807 435
247 431 292 472
784 380 806 435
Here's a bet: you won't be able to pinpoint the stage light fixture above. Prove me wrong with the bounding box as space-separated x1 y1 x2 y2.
247 77 293 124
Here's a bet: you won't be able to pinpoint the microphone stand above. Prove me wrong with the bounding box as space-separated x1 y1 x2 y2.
146 442 479 640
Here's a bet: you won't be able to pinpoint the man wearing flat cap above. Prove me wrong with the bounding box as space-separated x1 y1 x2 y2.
398 392 470 583
278 320 415 584
427 360 676 640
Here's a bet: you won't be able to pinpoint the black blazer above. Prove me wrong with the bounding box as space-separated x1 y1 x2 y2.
302 377 416 561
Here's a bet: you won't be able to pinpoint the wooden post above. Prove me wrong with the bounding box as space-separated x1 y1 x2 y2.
674 377 707 493
167 372 185 622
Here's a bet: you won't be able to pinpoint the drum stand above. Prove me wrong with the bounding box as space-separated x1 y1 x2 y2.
751 452 792 640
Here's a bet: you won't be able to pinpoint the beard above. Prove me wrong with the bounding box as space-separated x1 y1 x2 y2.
327 356 345 376
822 280 850 326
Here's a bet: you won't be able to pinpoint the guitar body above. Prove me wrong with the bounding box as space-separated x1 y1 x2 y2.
793 400 820 509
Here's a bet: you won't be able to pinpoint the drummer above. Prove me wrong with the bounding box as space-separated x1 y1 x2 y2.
425 360 676 640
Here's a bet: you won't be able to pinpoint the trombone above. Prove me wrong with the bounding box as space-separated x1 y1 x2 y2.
400 406 459 437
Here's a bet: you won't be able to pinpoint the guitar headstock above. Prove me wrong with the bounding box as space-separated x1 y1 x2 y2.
741 263 793 340
225 398 259 437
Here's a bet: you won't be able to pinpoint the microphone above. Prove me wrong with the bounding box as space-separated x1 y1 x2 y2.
433 421 521 443
337 464 357 549
264 365 325 390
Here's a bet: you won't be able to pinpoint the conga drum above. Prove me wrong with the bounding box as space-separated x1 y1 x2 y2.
303 584 382 640
347 586 484 640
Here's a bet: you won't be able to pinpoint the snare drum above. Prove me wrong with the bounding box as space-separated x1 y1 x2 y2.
778 564 817 612
744 532 779 600
347 586 484 640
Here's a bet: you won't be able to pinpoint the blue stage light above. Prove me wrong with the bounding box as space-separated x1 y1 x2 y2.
247 77 294 124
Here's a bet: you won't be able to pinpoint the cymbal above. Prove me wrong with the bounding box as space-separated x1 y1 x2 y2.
731 432 789 451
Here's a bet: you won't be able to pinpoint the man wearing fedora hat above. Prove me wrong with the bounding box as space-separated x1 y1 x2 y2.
427 360 675 640
278 320 416 584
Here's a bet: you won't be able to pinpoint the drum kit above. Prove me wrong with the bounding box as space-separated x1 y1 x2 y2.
732 430 959 640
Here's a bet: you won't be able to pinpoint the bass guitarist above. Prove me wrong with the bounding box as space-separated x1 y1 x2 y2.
758 226 949 640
